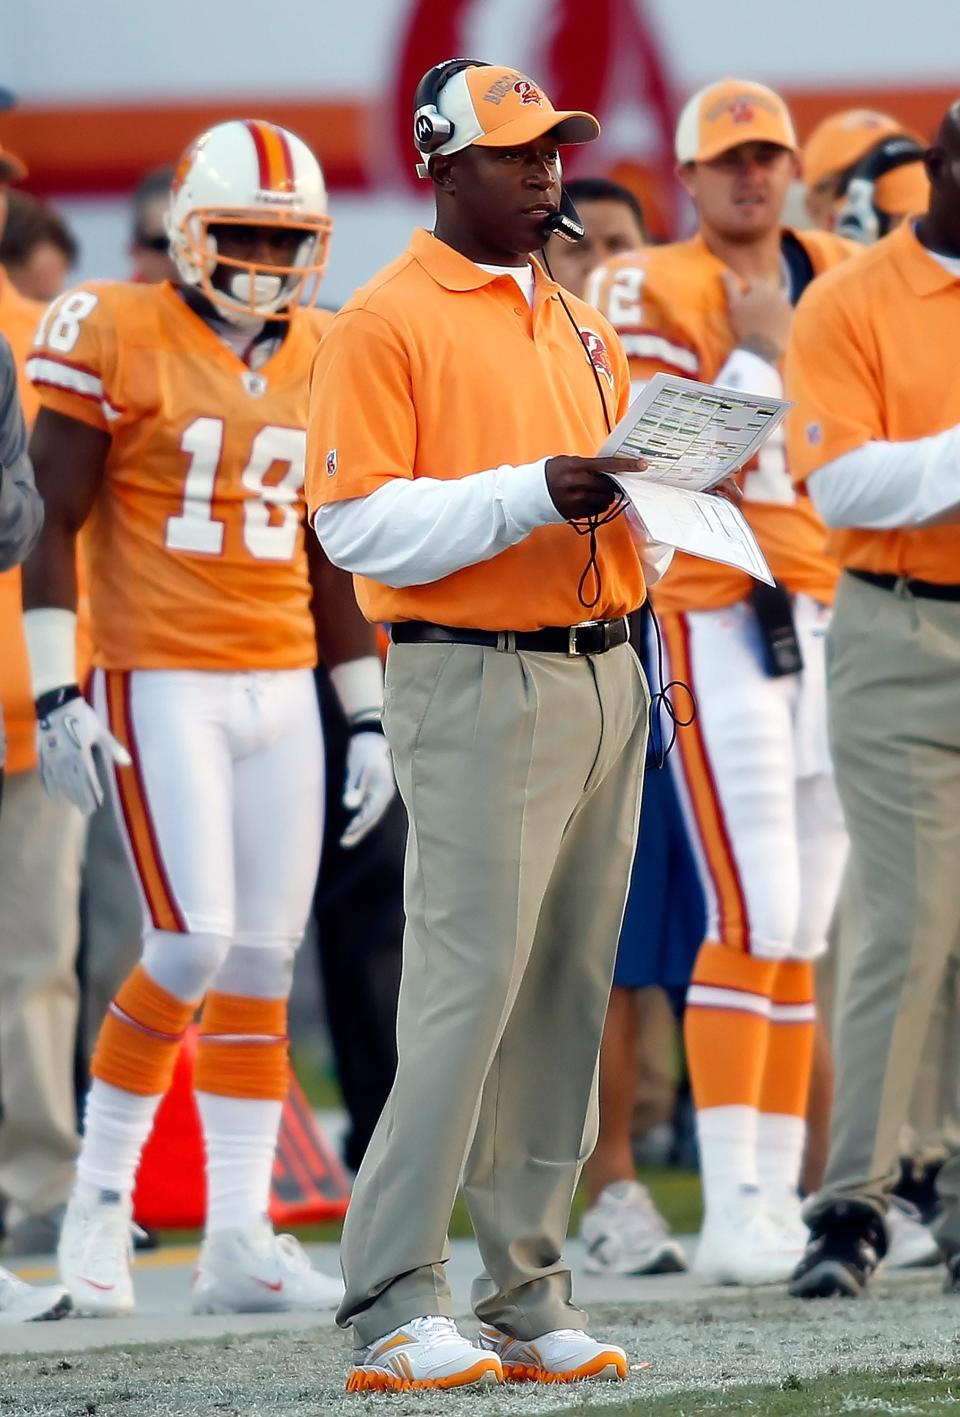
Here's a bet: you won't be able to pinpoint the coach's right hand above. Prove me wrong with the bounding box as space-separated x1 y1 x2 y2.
545 456 647 521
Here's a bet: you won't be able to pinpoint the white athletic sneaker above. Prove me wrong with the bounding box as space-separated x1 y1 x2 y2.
764 1190 809 1252
695 1185 801 1286
478 1325 628 1383
0 1267 71 1324
58 1190 135 1317
887 1196 941 1269
581 1180 687 1275
191 1218 344 1313
346 1315 503 1392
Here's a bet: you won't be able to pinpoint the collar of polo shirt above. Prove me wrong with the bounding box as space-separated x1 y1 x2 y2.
410 228 557 294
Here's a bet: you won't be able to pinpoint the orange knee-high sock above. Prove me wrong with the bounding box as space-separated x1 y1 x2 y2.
757 960 816 1200
194 993 289 1232
194 992 289 1099
92 964 198 1095
684 942 777 1211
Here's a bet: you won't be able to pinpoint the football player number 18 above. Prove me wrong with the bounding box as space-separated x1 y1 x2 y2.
166 419 306 561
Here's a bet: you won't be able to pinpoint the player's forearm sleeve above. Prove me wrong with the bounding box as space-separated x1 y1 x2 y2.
313 459 565 588
807 427 960 530
0 451 44 570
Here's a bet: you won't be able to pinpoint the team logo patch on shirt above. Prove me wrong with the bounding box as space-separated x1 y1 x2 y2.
326 448 338 477
579 329 615 390
242 371 268 398
805 422 823 446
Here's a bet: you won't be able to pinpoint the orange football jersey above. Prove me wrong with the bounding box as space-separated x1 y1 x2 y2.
587 230 853 614
28 281 331 671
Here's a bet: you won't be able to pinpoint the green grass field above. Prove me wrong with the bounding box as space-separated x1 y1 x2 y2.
559 1362 960 1415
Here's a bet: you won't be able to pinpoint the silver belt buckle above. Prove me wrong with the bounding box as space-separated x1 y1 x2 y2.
568 619 601 656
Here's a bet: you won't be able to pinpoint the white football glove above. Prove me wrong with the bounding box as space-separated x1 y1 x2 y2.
341 726 396 848
36 687 131 816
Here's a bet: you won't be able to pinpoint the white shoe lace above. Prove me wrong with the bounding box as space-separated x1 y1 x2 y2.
600 1183 670 1244
406 1315 466 1350
274 1233 312 1274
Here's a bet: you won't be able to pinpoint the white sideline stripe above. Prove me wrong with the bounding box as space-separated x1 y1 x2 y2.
686 984 770 1017
27 355 122 421
620 334 699 374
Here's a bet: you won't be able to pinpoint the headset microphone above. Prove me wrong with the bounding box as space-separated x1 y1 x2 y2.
543 187 586 243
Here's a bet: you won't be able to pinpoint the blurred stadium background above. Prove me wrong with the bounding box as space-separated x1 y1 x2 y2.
8 0 960 304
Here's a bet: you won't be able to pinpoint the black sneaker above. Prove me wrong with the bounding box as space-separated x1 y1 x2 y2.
894 1157 944 1228
943 1251 960 1294
789 1202 886 1299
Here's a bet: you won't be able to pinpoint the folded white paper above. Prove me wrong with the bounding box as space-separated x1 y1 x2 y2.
600 373 788 583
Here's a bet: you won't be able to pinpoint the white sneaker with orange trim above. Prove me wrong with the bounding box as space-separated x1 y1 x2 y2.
346 1316 503 1393
58 1190 136 1317
191 1218 344 1313
478 1325 628 1383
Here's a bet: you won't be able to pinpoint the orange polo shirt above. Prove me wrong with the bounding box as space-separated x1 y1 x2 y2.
588 230 853 615
787 221 960 582
306 228 646 631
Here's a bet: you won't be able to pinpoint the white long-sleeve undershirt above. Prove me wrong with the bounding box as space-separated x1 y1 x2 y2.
314 459 674 592
807 426 960 530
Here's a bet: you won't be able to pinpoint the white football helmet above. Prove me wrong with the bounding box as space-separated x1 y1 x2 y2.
165 119 332 324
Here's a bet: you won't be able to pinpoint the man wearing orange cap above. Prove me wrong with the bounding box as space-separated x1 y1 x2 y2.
589 79 855 1286
307 59 670 1391
804 109 929 238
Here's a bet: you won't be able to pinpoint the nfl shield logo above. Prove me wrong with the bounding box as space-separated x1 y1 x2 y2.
805 422 823 446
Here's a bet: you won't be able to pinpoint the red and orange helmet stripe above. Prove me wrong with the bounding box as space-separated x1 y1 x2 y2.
245 120 296 192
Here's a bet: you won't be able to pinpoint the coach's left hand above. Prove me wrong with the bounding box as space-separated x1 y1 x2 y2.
341 726 396 848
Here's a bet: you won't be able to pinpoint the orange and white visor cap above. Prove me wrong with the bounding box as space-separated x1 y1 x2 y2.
421 65 600 162
803 109 906 188
675 79 797 164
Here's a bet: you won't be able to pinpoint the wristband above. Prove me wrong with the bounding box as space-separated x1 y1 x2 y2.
330 655 384 725
23 607 78 698
35 684 82 720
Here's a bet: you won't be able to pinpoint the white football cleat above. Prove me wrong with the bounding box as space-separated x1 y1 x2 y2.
695 1185 801 1286
346 1315 503 1392
886 1196 941 1269
581 1180 687 1275
58 1191 136 1317
191 1218 344 1313
478 1325 628 1383
0 1267 71 1324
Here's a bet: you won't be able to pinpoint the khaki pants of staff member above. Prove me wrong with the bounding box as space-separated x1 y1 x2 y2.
338 639 649 1346
0 769 85 1215
811 573 960 1229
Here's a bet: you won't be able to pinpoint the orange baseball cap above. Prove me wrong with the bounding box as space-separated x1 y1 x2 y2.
803 109 928 214
675 79 797 164
415 64 599 168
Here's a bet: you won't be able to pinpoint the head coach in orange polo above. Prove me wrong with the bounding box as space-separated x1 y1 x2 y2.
306 60 661 1393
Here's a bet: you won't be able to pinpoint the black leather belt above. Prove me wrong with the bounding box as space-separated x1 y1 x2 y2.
848 569 960 603
389 618 629 657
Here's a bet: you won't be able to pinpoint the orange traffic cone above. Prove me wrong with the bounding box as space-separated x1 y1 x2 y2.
132 1023 351 1230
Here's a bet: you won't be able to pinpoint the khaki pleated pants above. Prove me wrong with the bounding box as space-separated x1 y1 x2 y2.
809 574 960 1236
338 639 648 1344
